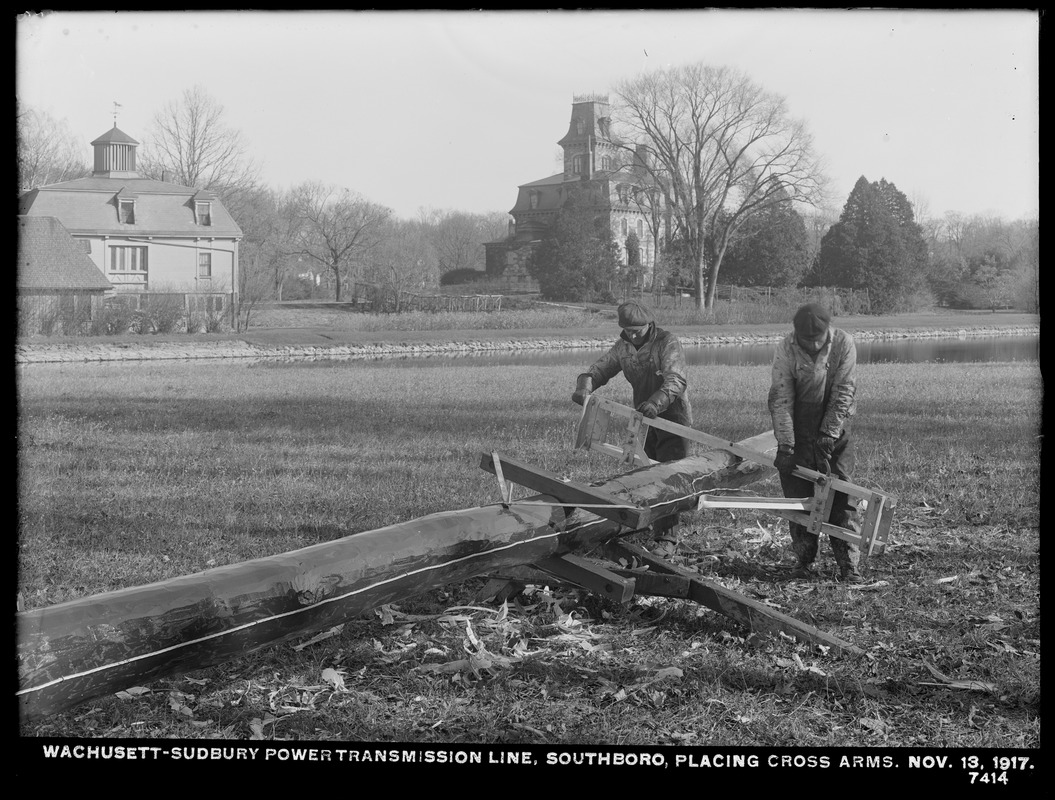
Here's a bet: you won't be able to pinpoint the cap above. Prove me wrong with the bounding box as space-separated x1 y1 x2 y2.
792 303 831 337
618 300 654 328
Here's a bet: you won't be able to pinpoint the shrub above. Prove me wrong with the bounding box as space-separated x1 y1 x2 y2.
37 305 61 337
142 295 186 334
130 310 152 335
204 310 229 333
440 268 487 286
186 311 208 334
92 301 138 336
66 301 93 336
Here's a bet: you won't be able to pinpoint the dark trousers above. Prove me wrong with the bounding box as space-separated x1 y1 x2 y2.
779 431 860 570
645 426 690 463
646 416 691 538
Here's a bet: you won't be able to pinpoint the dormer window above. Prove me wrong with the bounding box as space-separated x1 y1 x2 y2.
576 118 585 136
529 191 539 210
118 198 136 224
195 201 212 226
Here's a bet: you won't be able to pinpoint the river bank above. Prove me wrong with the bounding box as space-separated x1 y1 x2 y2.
14 319 1039 364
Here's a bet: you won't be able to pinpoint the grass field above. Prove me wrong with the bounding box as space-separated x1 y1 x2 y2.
16 354 1041 748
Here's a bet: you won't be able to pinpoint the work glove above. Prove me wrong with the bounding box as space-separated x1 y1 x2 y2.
572 374 594 406
636 400 659 418
814 435 837 475
816 435 838 459
774 446 797 476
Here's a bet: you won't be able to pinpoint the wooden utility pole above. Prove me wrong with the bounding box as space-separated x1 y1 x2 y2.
19 444 771 721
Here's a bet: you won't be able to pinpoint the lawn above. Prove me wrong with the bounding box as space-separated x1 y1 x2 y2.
16 354 1040 754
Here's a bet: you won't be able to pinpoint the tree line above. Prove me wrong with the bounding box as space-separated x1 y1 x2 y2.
16 87 508 329
526 171 1037 315
18 73 1038 319
526 64 1036 314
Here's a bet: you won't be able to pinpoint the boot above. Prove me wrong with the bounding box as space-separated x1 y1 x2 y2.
650 533 682 559
839 565 864 584
649 514 681 559
787 562 815 580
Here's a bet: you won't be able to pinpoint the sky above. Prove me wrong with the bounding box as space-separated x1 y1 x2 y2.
16 9 1039 223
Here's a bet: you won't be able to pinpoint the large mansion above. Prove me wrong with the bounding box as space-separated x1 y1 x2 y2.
484 95 668 290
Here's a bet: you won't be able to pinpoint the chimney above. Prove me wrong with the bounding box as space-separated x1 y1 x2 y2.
634 144 649 175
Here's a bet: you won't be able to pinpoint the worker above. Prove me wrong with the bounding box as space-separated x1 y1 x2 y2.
768 302 863 583
572 300 692 556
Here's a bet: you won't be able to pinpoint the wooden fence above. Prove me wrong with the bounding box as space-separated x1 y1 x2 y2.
350 282 503 313
649 285 871 314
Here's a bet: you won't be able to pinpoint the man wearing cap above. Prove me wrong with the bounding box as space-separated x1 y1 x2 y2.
768 302 863 583
572 300 692 555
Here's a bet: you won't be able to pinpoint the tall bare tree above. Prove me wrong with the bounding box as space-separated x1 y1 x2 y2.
17 104 90 192
230 186 304 326
800 206 839 280
139 85 258 199
418 208 508 277
614 64 825 309
288 182 392 302
370 219 440 309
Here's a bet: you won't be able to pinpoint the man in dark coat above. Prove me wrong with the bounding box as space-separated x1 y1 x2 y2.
572 300 692 554
768 302 863 582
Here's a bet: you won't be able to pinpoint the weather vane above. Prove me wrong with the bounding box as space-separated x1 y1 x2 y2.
113 101 122 126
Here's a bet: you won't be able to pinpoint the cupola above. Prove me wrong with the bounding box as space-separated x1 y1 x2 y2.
90 126 140 179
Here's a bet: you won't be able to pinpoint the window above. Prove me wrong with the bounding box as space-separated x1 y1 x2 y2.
637 220 644 238
617 185 629 204
198 252 213 278
572 155 584 174
110 246 147 273
621 219 628 236
529 191 539 210
74 238 91 254
576 118 585 135
196 202 212 226
118 199 135 224
601 156 612 171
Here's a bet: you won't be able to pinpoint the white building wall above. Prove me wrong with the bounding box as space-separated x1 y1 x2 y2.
82 237 237 293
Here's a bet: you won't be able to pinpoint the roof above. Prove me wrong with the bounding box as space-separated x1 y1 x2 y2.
519 173 566 188
42 176 194 193
17 216 113 291
18 178 243 237
90 125 139 146
508 173 568 215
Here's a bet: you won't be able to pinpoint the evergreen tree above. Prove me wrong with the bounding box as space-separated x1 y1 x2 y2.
620 231 645 298
719 200 810 287
816 176 928 312
625 231 641 268
528 200 620 302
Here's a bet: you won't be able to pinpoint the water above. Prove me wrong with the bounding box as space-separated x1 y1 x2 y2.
302 333 1039 370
